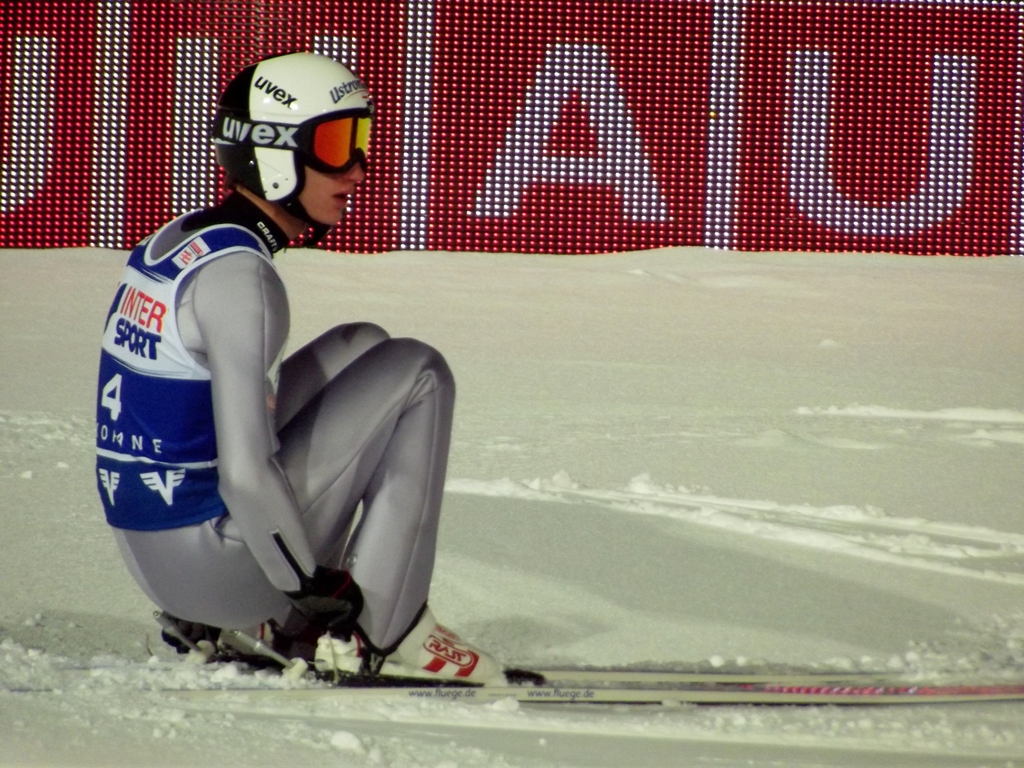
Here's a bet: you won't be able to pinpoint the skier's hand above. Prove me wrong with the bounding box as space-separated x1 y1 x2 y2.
285 566 364 638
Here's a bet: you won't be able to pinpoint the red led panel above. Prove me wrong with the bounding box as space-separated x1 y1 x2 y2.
736 1 1020 256
428 0 713 253
0 1 1021 256
0 2 97 248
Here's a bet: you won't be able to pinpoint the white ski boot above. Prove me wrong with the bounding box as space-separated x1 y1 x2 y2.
314 607 503 684
391 607 503 683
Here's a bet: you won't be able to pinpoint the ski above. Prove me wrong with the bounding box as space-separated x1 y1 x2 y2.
166 671 1024 706
517 667 902 686
147 630 1024 705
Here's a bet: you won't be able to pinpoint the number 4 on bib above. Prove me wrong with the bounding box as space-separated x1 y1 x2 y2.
101 374 123 421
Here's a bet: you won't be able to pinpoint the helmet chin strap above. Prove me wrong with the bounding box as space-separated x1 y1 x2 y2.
282 197 332 246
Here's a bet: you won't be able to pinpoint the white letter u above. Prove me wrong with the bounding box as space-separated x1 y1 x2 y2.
786 50 977 237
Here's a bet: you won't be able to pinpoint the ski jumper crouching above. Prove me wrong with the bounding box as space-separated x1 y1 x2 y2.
94 52 499 682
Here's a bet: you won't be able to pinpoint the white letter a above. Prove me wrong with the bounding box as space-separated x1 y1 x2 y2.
473 43 669 223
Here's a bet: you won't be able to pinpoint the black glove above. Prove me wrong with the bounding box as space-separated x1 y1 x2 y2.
285 566 364 638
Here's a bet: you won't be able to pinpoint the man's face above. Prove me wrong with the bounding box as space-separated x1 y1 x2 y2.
297 164 366 226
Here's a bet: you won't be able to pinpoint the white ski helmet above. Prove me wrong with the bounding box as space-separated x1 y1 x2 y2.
213 52 373 224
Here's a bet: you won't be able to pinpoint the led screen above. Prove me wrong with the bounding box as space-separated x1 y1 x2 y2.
0 0 1019 255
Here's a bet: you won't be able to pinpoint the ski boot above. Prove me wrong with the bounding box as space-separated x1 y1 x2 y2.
314 606 503 684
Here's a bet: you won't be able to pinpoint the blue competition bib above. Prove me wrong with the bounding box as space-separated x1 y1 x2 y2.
95 218 274 531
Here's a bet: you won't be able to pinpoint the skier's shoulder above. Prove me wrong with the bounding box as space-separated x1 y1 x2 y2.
127 205 276 281
181 192 289 256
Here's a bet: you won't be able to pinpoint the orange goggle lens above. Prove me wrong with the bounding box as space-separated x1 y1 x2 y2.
312 116 372 170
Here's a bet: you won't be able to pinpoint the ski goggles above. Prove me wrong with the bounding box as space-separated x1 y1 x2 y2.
307 113 373 173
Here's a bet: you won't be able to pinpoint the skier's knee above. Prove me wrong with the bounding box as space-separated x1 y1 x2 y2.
330 322 390 350
386 338 454 394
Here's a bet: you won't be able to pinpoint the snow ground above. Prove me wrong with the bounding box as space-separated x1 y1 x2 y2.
2 245 1024 767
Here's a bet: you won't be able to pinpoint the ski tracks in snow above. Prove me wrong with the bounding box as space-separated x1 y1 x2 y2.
450 404 1024 585
795 405 1024 449
446 471 1024 588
